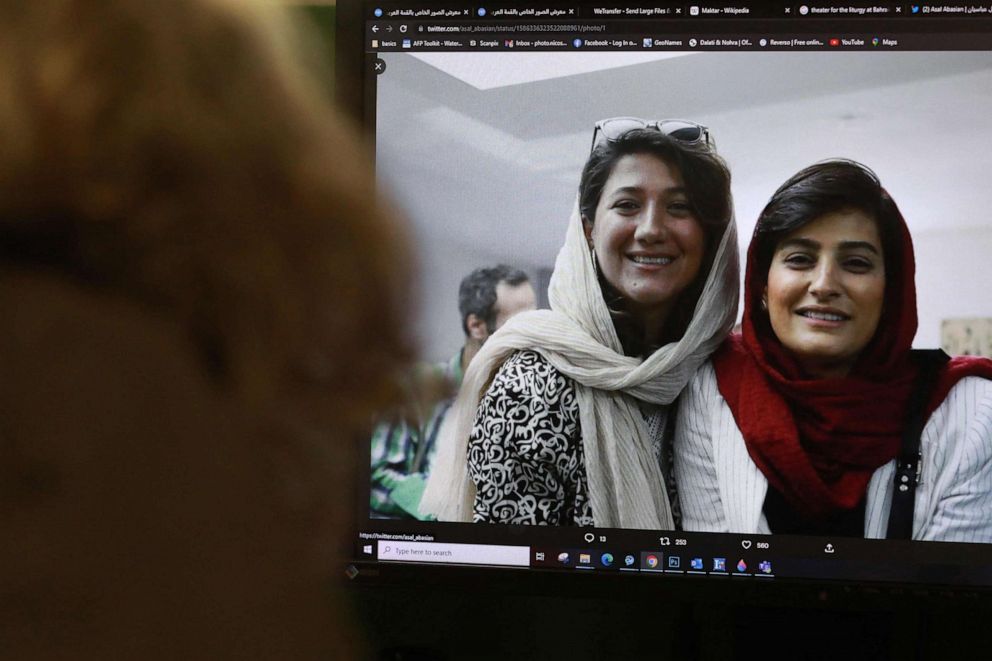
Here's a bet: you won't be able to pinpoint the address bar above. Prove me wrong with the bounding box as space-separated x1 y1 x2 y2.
423 23 608 33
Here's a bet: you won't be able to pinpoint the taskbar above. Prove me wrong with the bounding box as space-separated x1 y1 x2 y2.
352 525 992 588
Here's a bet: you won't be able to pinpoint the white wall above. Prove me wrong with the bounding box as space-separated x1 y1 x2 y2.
915 226 992 349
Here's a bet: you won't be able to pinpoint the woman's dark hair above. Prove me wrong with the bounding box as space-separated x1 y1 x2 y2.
578 128 732 356
750 159 903 316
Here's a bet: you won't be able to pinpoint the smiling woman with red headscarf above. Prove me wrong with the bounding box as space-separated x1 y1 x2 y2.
675 160 992 541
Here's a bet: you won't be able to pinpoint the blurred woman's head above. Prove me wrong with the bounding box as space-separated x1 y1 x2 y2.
0 0 410 656
578 125 732 354
749 160 912 377
0 0 411 422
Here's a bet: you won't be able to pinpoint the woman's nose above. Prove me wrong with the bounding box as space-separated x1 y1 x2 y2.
809 261 841 299
634 205 668 243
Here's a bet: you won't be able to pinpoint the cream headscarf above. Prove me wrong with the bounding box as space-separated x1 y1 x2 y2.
420 200 739 529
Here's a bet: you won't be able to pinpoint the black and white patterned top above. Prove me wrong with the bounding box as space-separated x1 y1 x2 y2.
467 350 673 526
468 350 592 525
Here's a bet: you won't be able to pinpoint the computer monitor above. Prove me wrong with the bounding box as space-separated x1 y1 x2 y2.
337 0 992 604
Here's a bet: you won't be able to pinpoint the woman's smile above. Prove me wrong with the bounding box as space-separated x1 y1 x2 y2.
628 252 677 268
795 305 851 326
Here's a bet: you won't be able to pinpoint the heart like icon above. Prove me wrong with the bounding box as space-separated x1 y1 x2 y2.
741 540 752 549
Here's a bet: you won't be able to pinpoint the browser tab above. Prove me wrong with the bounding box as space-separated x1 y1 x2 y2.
689 4 754 16
798 4 899 15
919 3 992 13
586 5 679 17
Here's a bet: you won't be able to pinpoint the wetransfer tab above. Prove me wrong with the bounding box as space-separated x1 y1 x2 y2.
356 0 992 590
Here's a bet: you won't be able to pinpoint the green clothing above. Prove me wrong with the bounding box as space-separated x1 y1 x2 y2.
369 351 463 519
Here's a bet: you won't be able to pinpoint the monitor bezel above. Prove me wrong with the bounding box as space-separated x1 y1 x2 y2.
334 0 992 603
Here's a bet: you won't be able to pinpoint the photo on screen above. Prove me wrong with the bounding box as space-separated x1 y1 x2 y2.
368 50 992 537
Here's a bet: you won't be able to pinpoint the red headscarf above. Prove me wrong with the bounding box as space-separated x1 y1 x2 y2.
713 185 992 520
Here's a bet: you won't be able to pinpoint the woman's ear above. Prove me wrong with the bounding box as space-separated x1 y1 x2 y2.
761 286 768 311
581 216 594 250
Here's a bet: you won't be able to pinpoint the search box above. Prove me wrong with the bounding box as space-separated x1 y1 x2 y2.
377 541 529 567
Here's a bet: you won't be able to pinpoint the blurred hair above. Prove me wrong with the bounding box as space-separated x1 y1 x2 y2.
0 0 415 655
577 128 733 355
750 159 904 311
457 264 530 335
0 0 412 429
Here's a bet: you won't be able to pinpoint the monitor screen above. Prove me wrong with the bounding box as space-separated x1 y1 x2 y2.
347 0 992 592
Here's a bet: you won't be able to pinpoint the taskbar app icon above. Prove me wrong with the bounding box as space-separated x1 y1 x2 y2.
600 552 642 569
641 551 663 570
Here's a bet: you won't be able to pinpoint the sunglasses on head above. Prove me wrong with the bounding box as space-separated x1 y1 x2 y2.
590 117 711 153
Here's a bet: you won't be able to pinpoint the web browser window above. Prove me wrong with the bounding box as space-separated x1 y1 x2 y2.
358 1 992 589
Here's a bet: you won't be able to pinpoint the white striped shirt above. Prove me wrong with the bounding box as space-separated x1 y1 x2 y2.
674 361 992 542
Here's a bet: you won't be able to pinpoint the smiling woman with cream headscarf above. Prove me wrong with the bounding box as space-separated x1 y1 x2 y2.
421 120 739 529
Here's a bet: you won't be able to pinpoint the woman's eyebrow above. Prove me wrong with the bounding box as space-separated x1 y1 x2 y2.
777 237 880 255
608 186 644 195
608 185 687 196
777 237 820 252
838 240 880 255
